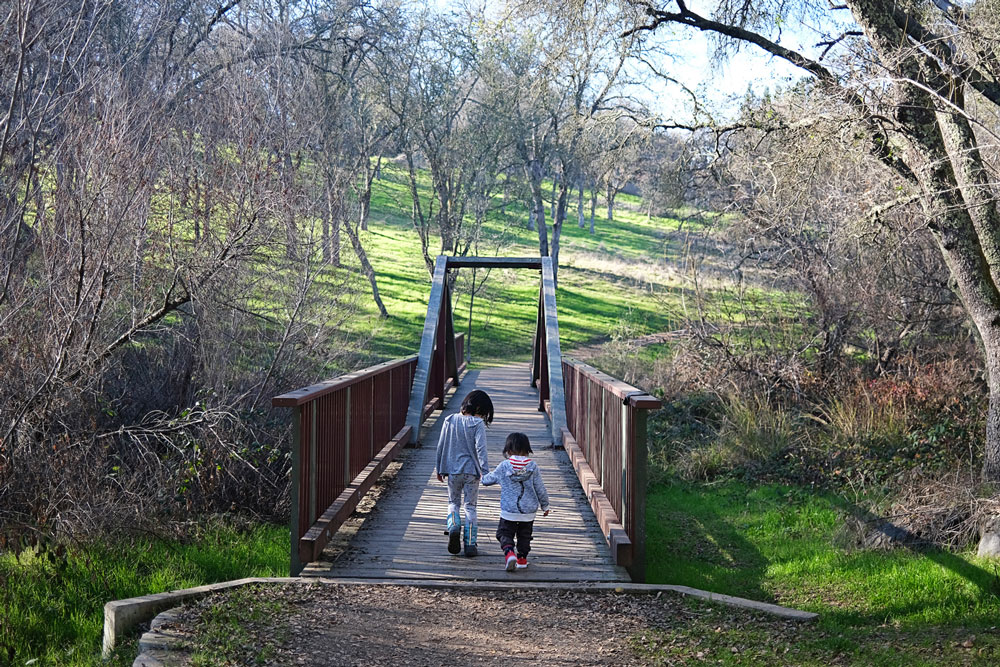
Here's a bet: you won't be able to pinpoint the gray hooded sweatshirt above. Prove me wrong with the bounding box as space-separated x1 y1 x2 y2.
435 413 489 477
482 455 550 521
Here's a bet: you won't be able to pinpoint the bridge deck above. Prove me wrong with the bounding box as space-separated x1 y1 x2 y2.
302 363 629 582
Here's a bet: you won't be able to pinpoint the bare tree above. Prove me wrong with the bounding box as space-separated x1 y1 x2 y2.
630 0 1000 481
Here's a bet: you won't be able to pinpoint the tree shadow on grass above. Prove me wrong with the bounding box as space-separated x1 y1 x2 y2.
645 483 774 604
829 496 1000 619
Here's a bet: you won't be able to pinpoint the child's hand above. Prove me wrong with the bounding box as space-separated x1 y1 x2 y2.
543 509 550 517
436 473 444 483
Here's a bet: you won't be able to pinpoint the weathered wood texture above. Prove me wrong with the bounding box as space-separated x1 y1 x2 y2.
530 257 567 445
445 256 543 269
562 358 661 582
303 364 630 583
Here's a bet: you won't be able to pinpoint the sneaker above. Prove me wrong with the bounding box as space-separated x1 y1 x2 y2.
446 512 461 555
516 556 528 569
504 551 517 572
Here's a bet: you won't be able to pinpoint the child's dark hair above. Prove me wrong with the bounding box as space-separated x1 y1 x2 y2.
503 432 532 457
460 389 494 425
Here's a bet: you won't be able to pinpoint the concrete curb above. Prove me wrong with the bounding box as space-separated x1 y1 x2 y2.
103 576 817 657
132 607 191 667
103 577 296 657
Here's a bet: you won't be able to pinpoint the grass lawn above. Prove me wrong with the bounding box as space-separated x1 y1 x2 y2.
0 521 287 665
335 163 682 366
644 479 1000 665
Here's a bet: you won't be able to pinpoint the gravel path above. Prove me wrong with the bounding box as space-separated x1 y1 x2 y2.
165 582 785 666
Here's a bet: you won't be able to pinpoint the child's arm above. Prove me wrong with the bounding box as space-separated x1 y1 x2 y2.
533 468 550 514
481 462 502 486
473 419 489 476
435 419 448 482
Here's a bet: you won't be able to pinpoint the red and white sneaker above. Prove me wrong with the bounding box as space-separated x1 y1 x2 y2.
516 556 528 569
504 551 517 572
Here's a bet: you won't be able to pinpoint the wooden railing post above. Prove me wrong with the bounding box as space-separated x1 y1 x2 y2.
309 405 318 526
290 405 303 577
630 404 650 582
344 387 352 488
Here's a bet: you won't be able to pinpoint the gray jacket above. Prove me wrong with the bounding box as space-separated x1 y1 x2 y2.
435 413 489 477
482 455 549 521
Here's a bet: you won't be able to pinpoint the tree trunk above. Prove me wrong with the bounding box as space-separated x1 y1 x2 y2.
526 160 548 256
323 184 340 266
343 220 388 318
552 181 569 286
578 179 585 228
589 185 597 234
550 175 557 221
606 183 615 222
844 0 1000 481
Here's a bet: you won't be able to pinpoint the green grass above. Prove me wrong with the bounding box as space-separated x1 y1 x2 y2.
0 521 286 665
331 162 685 365
645 479 1000 664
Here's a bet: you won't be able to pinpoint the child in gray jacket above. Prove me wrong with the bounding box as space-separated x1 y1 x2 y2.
481 432 550 572
435 389 494 557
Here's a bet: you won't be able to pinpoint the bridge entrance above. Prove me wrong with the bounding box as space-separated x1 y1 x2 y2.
273 256 660 580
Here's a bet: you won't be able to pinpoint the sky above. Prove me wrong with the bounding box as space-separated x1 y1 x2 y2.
629 2 837 121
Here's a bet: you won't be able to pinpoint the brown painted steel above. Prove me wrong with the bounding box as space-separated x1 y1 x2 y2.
274 356 423 574
561 357 661 580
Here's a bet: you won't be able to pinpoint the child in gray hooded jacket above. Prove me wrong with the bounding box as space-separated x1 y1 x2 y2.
481 432 549 572
435 389 493 557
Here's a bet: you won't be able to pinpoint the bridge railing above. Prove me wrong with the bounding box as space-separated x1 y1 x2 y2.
273 335 464 576
561 358 661 582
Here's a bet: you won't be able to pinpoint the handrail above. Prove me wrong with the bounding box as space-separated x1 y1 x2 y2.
541 257 567 443
406 256 461 443
273 356 418 407
561 358 660 407
273 355 418 575
561 356 661 581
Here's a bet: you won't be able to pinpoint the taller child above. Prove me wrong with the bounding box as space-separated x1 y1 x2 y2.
435 389 494 557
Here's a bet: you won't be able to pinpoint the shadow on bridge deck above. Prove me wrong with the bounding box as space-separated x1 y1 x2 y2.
301 363 629 582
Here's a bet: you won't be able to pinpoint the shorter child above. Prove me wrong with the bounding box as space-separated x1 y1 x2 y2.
481 432 550 572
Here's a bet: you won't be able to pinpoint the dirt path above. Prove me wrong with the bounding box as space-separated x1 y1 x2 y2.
165 582 806 666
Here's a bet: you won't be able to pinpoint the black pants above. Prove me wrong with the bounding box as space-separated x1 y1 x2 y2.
496 518 534 557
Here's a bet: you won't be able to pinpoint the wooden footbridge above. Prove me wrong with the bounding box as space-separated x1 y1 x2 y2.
272 256 660 582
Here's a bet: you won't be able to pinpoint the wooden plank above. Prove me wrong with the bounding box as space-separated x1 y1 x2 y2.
299 426 412 564
541 258 567 445
308 364 630 584
562 426 632 568
562 357 661 409
445 256 543 269
631 407 649 583
289 406 302 576
406 255 449 443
